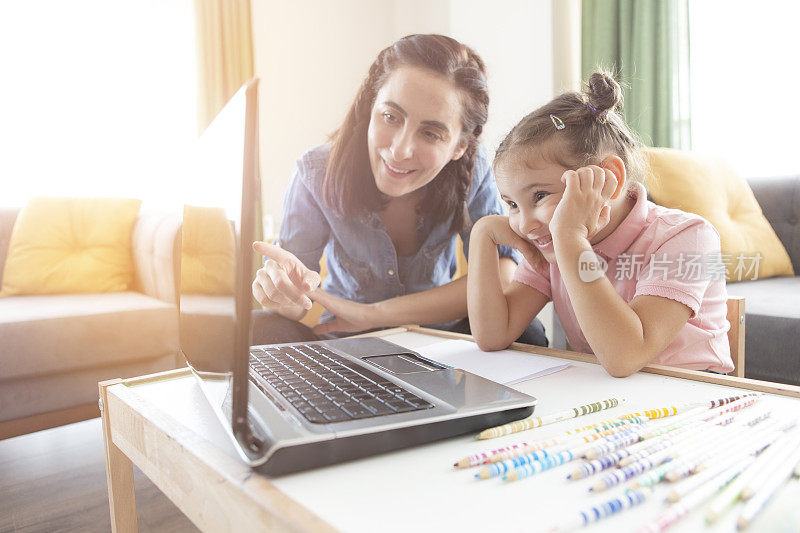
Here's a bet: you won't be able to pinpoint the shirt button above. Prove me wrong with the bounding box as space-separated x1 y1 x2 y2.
388 269 395 276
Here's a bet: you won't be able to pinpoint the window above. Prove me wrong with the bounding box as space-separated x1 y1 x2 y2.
0 0 196 208
689 0 800 178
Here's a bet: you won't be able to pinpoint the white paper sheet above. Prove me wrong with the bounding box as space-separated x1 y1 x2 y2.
383 336 570 385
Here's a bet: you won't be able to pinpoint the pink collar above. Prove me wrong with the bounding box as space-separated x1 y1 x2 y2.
592 181 649 259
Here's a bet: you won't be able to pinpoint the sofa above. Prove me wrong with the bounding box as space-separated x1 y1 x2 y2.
726 176 800 385
0 208 183 439
551 176 800 386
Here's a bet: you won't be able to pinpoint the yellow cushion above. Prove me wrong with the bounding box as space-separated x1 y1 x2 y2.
0 197 142 295
180 205 235 295
644 148 794 281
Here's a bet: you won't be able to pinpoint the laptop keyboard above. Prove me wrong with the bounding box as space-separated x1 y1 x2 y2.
249 344 434 424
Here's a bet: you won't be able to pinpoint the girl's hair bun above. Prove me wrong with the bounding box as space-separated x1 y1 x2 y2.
585 71 623 116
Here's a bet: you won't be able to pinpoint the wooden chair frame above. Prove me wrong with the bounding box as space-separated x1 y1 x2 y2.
726 296 746 378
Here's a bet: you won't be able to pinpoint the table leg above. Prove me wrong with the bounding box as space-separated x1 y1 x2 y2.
100 379 139 533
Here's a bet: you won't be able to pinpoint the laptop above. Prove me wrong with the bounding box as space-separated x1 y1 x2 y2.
178 78 537 476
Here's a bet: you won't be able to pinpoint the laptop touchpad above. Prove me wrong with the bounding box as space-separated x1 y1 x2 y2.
364 353 445 374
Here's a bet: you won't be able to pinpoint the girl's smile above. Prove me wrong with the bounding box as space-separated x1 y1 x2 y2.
495 155 567 263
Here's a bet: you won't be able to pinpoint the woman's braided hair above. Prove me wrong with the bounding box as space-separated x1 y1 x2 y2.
324 34 489 234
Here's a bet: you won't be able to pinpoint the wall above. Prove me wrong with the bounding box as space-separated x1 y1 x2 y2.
250 1 396 233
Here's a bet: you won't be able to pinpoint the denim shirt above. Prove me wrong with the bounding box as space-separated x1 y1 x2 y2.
276 143 520 318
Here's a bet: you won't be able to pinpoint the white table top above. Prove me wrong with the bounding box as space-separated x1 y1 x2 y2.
130 331 800 533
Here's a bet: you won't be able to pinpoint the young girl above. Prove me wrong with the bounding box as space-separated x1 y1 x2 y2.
468 71 733 377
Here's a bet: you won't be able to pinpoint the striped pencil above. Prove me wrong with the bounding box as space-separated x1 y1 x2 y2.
662 426 745 482
503 446 588 481
636 459 751 533
738 441 800 529
705 421 800 523
476 397 625 439
621 406 748 470
547 488 652 532
454 416 645 468
630 416 781 491
617 423 708 467
569 448 634 480
668 455 757 503
640 395 759 439
619 393 760 423
461 395 761 468
587 429 725 493
567 408 736 470
739 430 800 500
665 421 780 488
476 424 647 479
569 419 702 479
577 424 650 463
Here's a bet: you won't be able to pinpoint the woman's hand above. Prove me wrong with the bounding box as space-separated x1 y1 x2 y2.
550 166 617 242
309 289 378 335
252 241 321 319
473 214 544 271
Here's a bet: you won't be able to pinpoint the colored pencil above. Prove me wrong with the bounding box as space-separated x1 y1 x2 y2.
569 448 634 480
476 397 625 439
619 393 760 423
618 424 704 467
667 455 756 503
665 423 783 491
639 395 759 439
737 440 800 529
454 416 645 468
705 422 800 523
636 459 750 533
547 488 651 532
477 425 647 480
740 430 800 500
631 417 785 491
592 423 736 491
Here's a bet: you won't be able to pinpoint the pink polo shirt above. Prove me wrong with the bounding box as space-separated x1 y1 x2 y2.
514 182 734 373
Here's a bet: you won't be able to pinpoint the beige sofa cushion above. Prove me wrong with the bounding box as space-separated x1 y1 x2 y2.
0 355 179 422
0 292 177 380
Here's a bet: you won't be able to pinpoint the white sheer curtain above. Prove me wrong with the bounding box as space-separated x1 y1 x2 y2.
0 0 197 208
689 0 800 178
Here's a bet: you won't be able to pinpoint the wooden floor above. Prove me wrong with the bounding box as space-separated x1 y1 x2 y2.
0 417 198 533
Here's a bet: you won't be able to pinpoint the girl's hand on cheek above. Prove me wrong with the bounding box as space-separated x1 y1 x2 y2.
474 215 544 270
549 166 616 243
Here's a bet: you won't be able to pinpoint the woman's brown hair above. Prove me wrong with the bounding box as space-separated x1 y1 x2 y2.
324 34 489 234
495 70 647 187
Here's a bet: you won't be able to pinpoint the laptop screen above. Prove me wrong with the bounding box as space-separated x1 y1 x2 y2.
178 79 261 450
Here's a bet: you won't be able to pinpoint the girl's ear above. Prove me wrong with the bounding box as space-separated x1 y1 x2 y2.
451 141 468 161
600 155 627 199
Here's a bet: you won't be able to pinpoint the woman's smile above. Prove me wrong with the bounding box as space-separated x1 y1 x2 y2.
381 157 417 178
367 66 466 198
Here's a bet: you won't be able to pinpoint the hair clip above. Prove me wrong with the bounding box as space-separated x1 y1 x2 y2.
587 102 608 116
550 114 565 130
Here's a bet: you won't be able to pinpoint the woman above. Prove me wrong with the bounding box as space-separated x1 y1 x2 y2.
251 34 546 346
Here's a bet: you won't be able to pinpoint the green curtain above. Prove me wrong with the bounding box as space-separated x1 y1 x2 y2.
581 0 691 149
